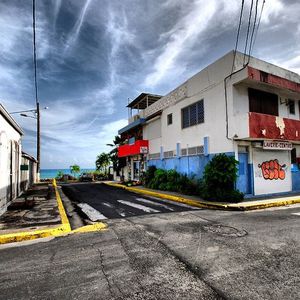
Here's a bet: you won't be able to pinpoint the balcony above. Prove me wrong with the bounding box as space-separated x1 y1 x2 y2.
249 112 300 141
118 140 149 158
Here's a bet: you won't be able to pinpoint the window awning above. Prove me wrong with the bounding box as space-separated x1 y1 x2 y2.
118 118 146 135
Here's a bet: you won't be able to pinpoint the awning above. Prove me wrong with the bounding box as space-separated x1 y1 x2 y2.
118 118 146 135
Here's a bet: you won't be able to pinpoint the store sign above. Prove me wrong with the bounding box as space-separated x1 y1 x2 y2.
263 140 292 150
140 146 148 154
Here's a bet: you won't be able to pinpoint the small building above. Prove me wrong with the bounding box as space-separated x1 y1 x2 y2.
0 104 23 215
21 152 37 193
117 51 300 196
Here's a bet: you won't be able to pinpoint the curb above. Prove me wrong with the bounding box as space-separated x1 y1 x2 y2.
104 182 300 211
0 180 106 244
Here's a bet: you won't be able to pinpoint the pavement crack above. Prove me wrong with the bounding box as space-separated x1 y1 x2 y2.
97 248 117 297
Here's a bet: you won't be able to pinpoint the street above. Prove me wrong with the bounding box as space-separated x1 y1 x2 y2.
0 184 299 299
62 183 200 220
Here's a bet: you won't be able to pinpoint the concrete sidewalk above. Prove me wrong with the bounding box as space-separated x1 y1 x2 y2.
105 182 300 211
0 181 107 244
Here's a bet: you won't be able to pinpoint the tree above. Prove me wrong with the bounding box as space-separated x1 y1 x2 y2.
106 135 125 175
70 164 80 178
95 152 110 174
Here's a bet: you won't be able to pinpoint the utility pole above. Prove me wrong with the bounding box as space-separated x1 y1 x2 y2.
36 102 40 180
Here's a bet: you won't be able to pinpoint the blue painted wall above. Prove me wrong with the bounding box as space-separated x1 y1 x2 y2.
236 153 251 194
292 166 300 191
148 152 235 179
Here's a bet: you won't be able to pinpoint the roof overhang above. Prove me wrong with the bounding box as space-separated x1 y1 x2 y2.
118 118 146 135
127 93 162 109
0 104 24 135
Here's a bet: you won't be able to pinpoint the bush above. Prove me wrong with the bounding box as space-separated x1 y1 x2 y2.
200 154 244 202
144 167 198 195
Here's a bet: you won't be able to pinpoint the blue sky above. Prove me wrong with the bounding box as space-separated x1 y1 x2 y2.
0 0 299 168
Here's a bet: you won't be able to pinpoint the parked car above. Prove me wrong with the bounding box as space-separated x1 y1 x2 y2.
79 173 94 182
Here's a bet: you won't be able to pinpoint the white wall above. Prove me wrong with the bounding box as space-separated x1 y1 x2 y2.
0 114 22 215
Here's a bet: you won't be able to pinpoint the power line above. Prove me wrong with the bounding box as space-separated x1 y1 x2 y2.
231 0 245 75
32 0 39 106
247 0 259 64
243 0 254 65
252 0 266 53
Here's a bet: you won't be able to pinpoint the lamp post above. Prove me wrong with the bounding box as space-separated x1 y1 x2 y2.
10 106 48 181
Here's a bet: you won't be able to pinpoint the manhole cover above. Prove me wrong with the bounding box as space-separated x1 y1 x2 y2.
203 224 247 237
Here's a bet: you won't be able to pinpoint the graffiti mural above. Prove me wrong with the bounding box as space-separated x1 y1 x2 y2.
258 159 286 180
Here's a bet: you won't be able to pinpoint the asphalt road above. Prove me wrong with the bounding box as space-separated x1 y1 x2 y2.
62 182 200 220
0 203 299 299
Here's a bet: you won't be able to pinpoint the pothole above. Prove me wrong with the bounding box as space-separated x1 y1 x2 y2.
202 224 247 237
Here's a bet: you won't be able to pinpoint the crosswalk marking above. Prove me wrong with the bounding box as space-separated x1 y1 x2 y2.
117 200 160 213
135 198 175 211
146 196 199 210
77 203 107 221
291 212 300 216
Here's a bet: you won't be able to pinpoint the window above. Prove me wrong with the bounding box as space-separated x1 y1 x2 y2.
167 113 173 125
248 88 278 116
289 99 295 115
182 99 204 129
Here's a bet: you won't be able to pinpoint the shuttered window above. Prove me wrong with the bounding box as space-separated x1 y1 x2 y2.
248 88 278 116
182 99 204 129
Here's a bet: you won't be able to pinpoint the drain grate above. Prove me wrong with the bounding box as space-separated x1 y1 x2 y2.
203 224 247 237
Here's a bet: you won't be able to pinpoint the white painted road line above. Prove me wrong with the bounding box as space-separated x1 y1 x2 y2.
117 200 160 213
291 212 300 216
146 196 199 210
135 197 175 211
77 203 108 221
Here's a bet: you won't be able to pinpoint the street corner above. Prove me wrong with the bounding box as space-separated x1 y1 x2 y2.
71 222 108 234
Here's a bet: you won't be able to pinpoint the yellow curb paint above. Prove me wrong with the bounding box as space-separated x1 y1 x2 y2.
0 224 70 244
53 179 71 231
104 182 300 211
0 179 72 244
71 222 107 234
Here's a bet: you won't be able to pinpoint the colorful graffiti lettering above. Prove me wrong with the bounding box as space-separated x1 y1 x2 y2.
258 159 286 180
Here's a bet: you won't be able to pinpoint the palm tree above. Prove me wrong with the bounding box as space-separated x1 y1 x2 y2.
95 153 110 174
70 164 80 178
106 135 124 175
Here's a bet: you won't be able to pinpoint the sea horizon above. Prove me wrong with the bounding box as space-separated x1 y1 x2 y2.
41 168 96 179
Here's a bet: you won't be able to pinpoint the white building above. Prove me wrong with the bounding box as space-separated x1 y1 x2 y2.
117 51 300 196
21 152 37 193
0 104 23 215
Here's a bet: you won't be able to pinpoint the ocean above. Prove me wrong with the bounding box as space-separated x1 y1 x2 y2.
41 168 95 179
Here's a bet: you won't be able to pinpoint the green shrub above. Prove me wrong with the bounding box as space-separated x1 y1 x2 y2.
201 154 244 202
143 167 198 195
143 166 157 186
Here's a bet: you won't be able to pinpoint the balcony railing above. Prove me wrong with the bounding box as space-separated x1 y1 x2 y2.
118 140 149 158
249 112 300 141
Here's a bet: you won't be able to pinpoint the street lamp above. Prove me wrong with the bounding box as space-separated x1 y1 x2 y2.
10 106 48 181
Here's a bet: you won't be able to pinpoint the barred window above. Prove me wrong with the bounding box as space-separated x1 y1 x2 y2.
164 150 174 158
182 99 204 128
149 153 160 160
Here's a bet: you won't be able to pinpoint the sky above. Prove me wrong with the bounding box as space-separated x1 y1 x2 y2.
0 0 299 169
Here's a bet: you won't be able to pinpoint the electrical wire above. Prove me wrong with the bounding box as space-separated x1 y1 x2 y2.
252 0 266 53
243 0 254 65
247 0 259 64
231 0 245 75
32 0 39 106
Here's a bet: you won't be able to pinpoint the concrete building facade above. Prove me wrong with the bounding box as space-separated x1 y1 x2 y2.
117 51 300 196
0 104 24 215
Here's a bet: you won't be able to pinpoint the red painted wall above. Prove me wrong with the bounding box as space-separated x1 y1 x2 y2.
248 66 300 93
118 140 149 157
249 112 300 141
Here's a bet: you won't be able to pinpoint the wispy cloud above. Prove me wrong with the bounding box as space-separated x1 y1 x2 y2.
64 0 93 53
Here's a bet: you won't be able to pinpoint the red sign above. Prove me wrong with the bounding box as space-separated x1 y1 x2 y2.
118 140 149 157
